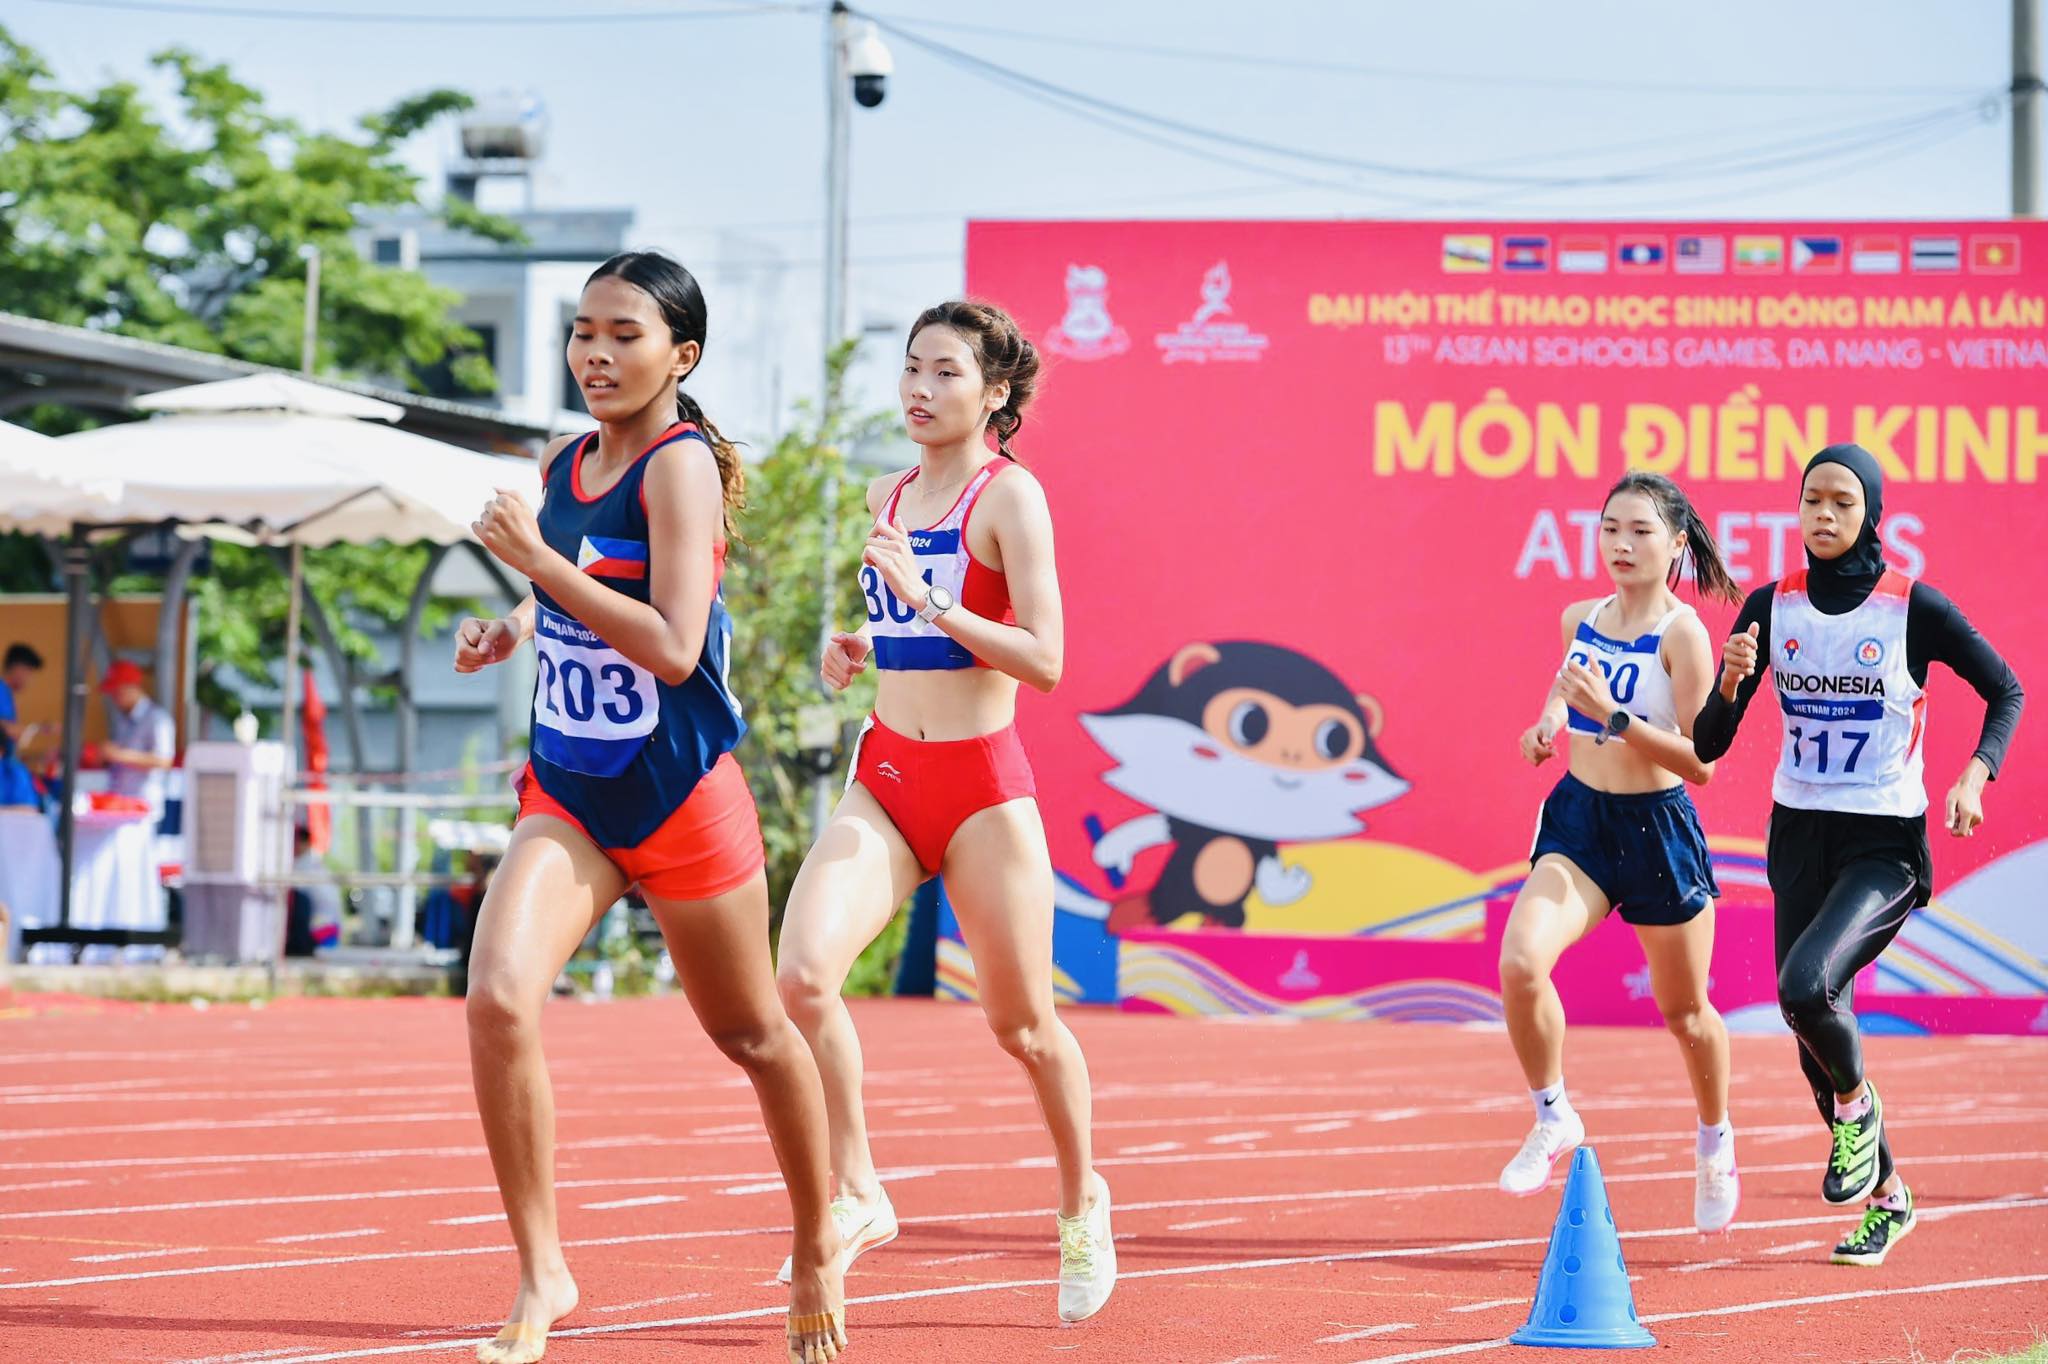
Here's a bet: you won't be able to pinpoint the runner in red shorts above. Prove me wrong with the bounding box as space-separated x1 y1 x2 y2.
459 251 844 1364
774 300 1115 1324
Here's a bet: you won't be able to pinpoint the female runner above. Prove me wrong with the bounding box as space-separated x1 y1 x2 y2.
1500 472 1746 1236
460 251 846 1362
1693 443 2023 1265
774 300 1116 1323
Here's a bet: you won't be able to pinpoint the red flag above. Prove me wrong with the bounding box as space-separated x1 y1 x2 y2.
300 666 331 853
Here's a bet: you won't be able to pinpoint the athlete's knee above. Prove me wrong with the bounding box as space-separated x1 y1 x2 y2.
465 970 543 1039
1497 940 1550 996
989 1013 1058 1068
1659 996 1714 1042
705 1016 791 1073
776 961 841 1029
1776 961 1832 1027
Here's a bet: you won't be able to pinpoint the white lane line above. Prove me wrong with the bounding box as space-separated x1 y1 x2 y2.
38 1188 2047 1303
594 1292 706 1313
429 1213 503 1227
45 1137 2039 1227
1349 1272 2048 1364
72 1246 211 1263
917 1250 1007 1266
0 1178 91 1193
1119 1141 1184 1155
1671 1257 1742 1274
262 1230 383 1245
580 1195 685 1211
1445 1298 1523 1314
1293 1120 1352 1135
0 1102 2021 1174
1761 1239 1826 1256
1168 1216 1245 1232
1320 1324 1415 1343
1206 1131 1270 1145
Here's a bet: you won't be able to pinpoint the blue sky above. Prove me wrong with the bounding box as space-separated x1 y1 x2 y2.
7 0 2026 426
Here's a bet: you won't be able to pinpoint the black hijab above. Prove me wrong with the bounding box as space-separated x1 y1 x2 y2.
1801 443 1886 612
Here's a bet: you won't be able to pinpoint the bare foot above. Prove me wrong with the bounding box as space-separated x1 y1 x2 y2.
786 1243 847 1364
477 1266 578 1364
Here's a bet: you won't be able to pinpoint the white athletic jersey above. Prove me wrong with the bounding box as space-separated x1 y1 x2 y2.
1770 569 1927 817
862 461 1011 671
1562 596 1694 742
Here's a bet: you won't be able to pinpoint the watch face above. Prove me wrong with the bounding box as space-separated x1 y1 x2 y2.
928 585 955 610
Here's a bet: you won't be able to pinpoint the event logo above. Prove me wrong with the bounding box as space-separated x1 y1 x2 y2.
1280 950 1321 991
1043 263 1130 361
1856 637 1886 668
1154 260 1270 365
1782 638 1801 664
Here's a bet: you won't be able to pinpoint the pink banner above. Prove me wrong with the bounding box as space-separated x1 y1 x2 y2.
938 220 2048 1034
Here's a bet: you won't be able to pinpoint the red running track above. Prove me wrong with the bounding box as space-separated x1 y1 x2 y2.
1 995 2045 1364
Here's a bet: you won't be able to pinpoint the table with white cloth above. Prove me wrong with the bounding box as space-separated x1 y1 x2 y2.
0 808 60 963
2 808 166 962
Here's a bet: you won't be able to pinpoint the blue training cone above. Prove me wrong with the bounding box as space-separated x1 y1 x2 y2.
1510 1146 1656 1349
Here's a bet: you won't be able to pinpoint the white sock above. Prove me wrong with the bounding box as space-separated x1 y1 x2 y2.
1532 1080 1575 1126
1833 1090 1873 1122
1874 1184 1909 1212
1697 1119 1734 1161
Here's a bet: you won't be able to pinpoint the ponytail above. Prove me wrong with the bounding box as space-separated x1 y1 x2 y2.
675 388 745 541
1679 504 1741 604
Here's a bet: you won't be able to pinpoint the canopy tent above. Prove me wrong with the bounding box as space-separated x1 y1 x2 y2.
0 375 539 946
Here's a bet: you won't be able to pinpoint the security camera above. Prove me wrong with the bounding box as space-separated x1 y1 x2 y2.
847 21 892 109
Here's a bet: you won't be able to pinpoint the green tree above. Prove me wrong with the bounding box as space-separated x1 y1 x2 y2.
724 344 896 919
0 24 515 721
0 24 511 382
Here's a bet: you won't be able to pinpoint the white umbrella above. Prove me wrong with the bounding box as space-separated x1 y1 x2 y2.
17 374 539 546
0 418 123 522
2 374 541 946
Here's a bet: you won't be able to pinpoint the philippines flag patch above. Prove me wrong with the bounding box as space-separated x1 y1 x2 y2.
577 535 648 580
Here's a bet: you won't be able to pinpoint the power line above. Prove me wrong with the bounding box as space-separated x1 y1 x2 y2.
1449 108 1997 216
875 19 2004 199
866 11 1982 100
17 0 813 23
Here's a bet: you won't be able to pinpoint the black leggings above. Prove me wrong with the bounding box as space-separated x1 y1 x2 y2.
1768 805 1931 1187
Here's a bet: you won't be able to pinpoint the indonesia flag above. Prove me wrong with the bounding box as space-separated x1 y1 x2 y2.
577 535 649 580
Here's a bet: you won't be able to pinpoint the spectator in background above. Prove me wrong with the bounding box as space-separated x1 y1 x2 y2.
99 660 175 820
1 643 46 810
285 825 343 956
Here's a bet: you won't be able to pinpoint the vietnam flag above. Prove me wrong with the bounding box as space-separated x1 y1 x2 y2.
577 535 649 580
1969 235 2021 274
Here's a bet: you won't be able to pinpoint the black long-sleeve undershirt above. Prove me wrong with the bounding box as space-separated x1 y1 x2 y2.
1693 581 2024 777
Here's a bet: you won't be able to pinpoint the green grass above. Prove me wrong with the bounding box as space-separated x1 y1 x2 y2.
1967 1344 2047 1364
1910 1330 2048 1364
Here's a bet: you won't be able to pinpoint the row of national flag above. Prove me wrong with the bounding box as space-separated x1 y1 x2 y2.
1443 231 2021 276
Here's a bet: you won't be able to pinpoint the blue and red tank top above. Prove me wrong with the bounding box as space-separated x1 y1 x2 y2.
527 423 744 847
861 460 1015 670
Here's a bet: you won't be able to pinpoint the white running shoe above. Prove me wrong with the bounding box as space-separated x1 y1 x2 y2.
1695 1149 1741 1234
1499 1113 1585 1196
777 1187 898 1285
1057 1172 1116 1323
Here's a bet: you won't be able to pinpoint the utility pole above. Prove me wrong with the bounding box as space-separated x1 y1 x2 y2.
2018 0 2042 217
808 2 891 838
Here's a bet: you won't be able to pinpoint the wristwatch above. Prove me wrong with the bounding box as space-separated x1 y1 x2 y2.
1595 708 1632 746
917 583 956 623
